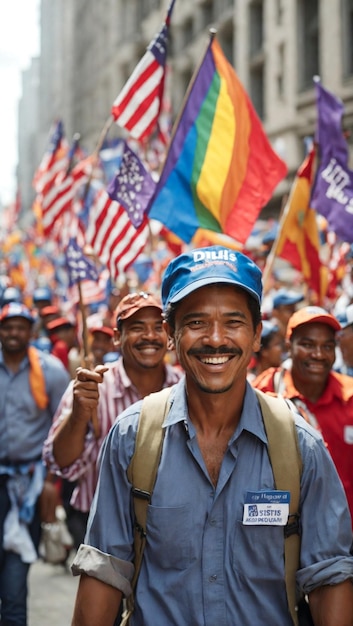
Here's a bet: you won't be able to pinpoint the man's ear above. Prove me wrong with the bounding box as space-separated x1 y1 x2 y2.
113 328 122 348
163 320 175 350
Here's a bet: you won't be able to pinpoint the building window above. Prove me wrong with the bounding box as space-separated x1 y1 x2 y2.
276 0 284 25
249 0 264 118
250 66 264 119
342 0 353 77
298 0 319 90
277 43 285 100
249 0 263 57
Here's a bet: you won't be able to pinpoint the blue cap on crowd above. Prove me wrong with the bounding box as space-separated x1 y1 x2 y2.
261 320 279 339
336 304 353 329
161 246 263 308
1 286 22 307
0 302 35 324
33 287 52 303
272 288 304 309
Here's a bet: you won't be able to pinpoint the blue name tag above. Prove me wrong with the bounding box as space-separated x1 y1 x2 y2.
243 490 290 526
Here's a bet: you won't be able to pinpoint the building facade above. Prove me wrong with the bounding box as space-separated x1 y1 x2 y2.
17 0 353 221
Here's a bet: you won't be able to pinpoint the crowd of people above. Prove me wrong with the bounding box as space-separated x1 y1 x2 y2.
0 245 352 625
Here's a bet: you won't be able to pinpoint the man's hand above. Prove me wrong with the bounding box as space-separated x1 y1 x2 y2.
73 365 108 439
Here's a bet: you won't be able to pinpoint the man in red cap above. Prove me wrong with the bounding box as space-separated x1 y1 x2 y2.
88 325 117 366
42 292 182 551
253 306 353 524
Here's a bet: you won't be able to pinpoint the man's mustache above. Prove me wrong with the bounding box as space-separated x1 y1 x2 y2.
187 346 243 357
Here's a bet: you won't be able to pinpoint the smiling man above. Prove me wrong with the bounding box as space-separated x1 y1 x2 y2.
69 248 353 626
42 292 181 552
253 306 353 525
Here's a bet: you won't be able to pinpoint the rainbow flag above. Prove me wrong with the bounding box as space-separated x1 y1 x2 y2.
148 36 287 244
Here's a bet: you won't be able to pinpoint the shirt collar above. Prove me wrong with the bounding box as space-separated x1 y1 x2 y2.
164 379 267 445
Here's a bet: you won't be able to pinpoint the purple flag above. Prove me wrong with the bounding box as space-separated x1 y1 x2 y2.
106 142 156 228
311 80 353 242
65 237 99 286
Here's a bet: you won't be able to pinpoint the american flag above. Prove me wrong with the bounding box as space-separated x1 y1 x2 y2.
40 157 92 237
111 0 176 142
65 237 99 286
32 120 69 195
106 141 156 228
85 189 150 281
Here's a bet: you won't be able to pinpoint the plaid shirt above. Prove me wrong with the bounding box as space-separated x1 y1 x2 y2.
42 357 182 512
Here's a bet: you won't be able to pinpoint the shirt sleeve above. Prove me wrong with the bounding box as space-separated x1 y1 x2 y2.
71 405 142 591
42 379 100 481
296 417 353 593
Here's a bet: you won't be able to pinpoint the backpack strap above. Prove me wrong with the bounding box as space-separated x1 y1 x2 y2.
254 388 302 626
124 387 172 622
124 386 302 626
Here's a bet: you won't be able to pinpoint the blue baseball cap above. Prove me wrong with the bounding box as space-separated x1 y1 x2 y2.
261 320 279 339
161 246 262 308
0 303 35 324
272 288 304 309
33 287 52 303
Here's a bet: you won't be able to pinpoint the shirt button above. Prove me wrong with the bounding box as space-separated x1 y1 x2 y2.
209 519 217 526
209 575 217 582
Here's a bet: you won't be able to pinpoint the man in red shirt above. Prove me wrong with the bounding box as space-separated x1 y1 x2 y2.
253 306 353 524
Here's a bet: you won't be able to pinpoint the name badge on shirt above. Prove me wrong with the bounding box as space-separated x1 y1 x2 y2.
243 490 290 526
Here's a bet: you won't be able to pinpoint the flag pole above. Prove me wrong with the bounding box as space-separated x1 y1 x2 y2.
261 193 289 292
77 279 101 438
168 29 216 146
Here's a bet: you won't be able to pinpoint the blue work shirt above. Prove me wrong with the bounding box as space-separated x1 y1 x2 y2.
73 379 353 626
0 348 70 462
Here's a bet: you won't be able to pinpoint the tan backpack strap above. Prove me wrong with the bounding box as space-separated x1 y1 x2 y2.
124 387 172 620
254 389 302 626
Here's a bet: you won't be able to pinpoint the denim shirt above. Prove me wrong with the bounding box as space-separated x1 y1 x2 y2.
73 380 353 626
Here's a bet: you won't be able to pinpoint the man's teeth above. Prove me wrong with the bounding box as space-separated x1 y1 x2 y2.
200 356 229 364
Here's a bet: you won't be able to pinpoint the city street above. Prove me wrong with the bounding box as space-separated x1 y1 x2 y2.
28 555 78 626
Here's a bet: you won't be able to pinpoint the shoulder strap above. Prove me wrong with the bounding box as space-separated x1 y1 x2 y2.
124 387 172 621
254 388 302 626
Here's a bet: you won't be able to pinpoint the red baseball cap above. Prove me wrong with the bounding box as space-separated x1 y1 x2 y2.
115 292 162 326
46 317 75 333
286 306 341 340
90 326 114 338
40 305 60 317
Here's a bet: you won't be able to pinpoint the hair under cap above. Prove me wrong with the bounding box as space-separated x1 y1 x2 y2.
161 246 262 308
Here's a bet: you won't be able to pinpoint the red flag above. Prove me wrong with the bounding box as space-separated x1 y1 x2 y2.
274 150 328 303
85 189 149 281
111 0 176 142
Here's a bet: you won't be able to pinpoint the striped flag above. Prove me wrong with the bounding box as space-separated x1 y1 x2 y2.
32 120 69 195
111 0 176 142
40 157 92 236
85 189 149 281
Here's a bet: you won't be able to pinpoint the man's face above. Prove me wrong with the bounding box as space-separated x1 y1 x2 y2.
167 285 261 395
0 317 33 354
289 322 336 388
337 324 353 366
91 331 114 365
116 307 167 370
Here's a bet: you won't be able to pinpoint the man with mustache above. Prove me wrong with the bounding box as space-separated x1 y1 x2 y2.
253 306 353 526
69 247 353 626
42 292 182 550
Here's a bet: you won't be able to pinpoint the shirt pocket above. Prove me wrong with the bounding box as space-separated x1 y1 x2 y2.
231 520 285 583
147 504 194 570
